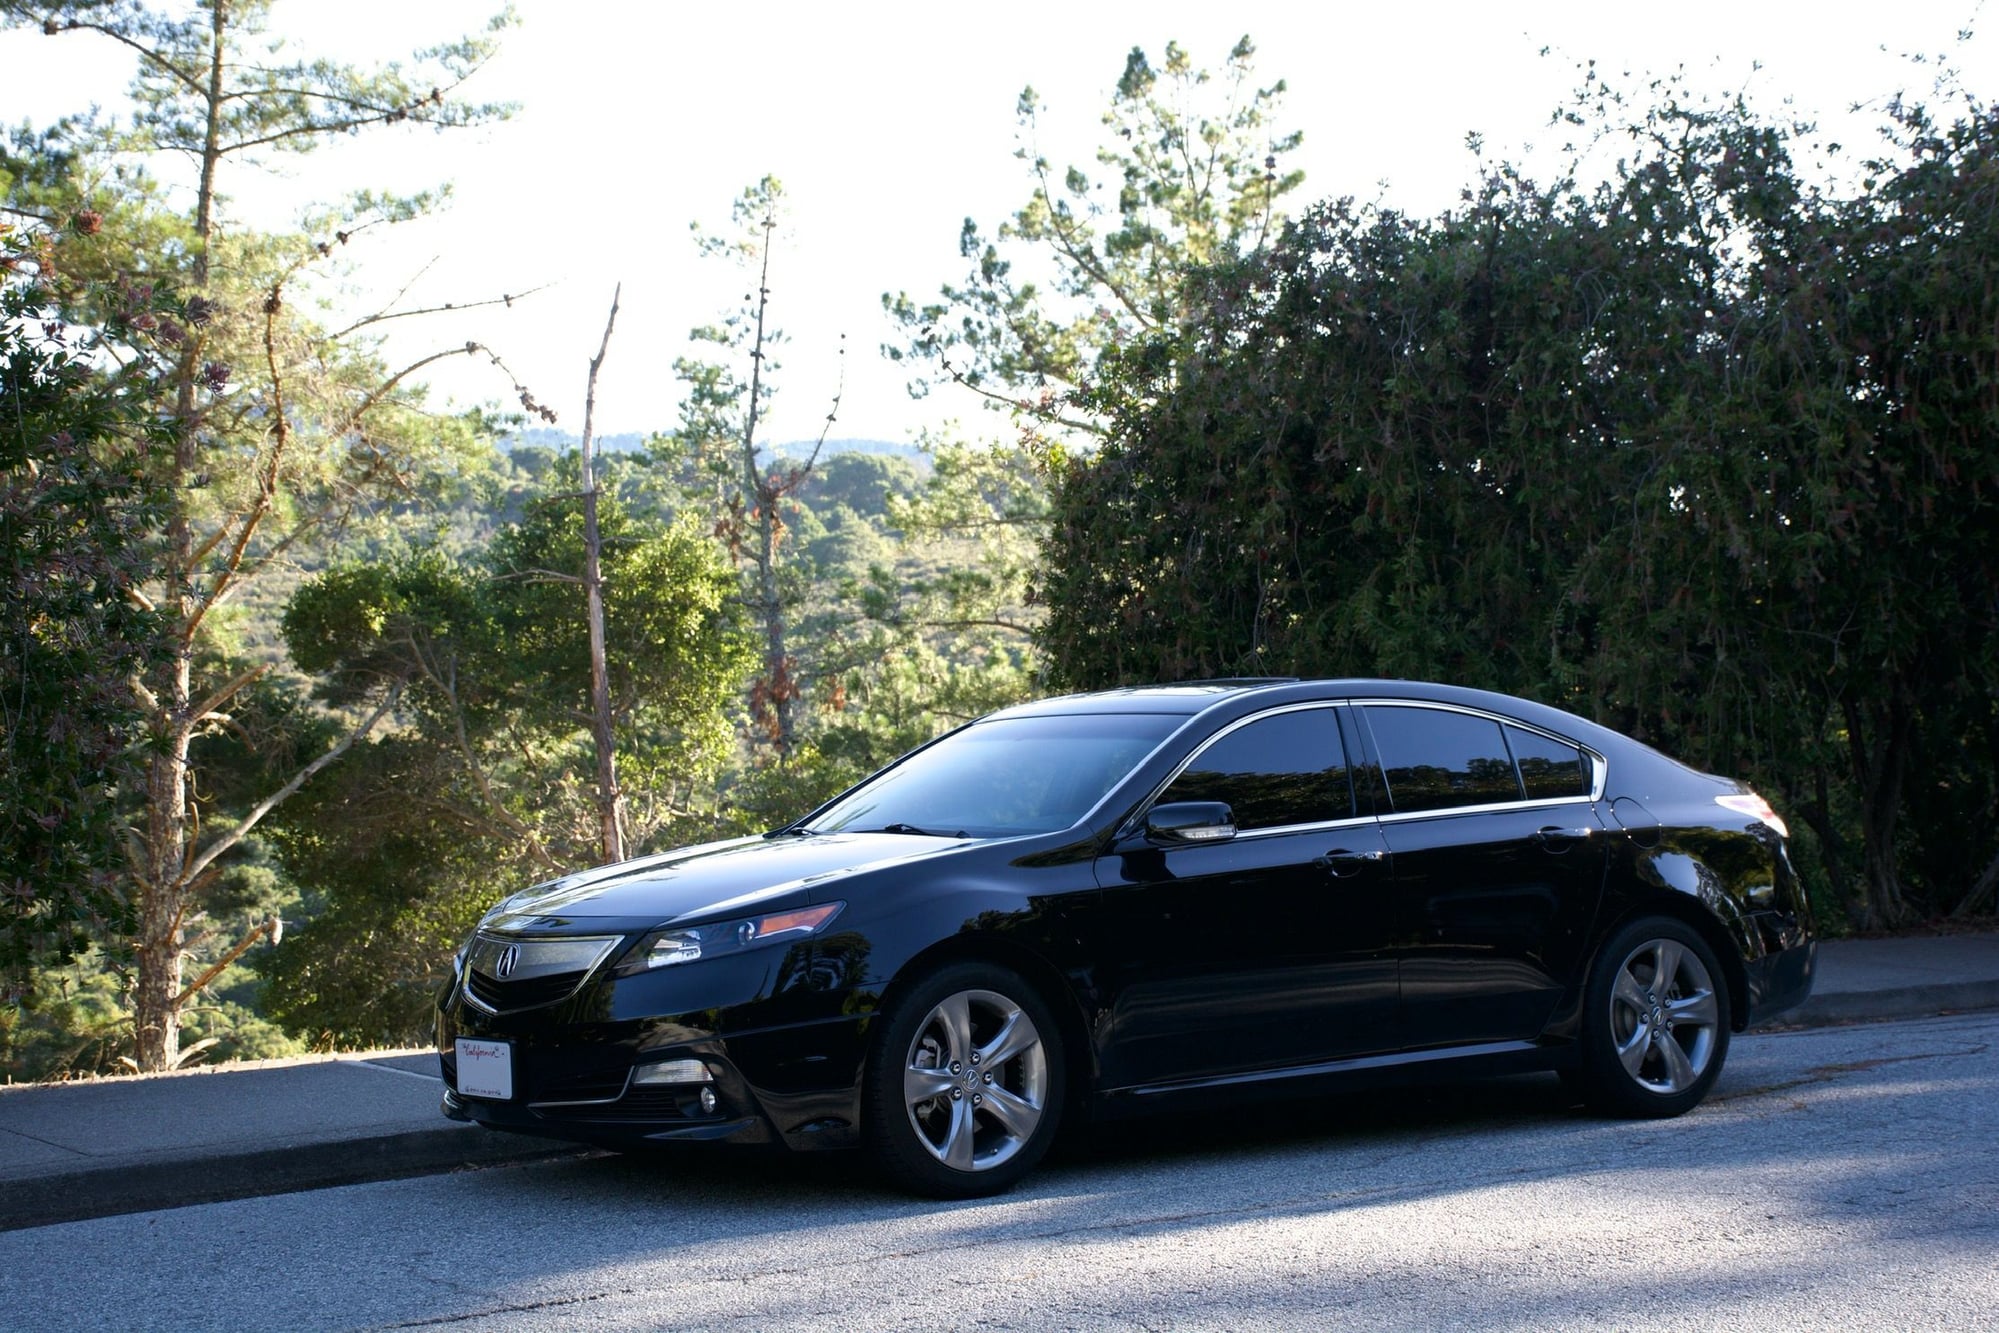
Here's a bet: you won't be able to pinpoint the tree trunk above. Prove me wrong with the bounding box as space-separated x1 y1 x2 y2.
1952 843 1999 919
1844 690 1912 930
133 652 194 1070
736 207 798 757
755 497 794 754
131 2 229 1072
579 286 624 864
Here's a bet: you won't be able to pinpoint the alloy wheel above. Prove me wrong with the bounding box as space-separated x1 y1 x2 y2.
900 986 1050 1173
1607 935 1721 1096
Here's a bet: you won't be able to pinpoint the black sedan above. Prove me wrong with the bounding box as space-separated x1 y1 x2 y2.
438 679 1816 1196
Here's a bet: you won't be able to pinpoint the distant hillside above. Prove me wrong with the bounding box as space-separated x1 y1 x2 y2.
500 427 923 465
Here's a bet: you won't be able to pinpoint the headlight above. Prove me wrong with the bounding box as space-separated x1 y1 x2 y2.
613 902 845 975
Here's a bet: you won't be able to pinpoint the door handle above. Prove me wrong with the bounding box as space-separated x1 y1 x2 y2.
1533 826 1594 851
1317 848 1386 878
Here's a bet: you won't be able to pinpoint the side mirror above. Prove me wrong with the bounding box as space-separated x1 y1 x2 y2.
1144 801 1237 845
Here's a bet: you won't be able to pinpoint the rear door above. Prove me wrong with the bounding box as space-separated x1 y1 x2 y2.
1355 703 1607 1049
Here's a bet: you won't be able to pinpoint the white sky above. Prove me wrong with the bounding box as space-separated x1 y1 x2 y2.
3 1 1992 444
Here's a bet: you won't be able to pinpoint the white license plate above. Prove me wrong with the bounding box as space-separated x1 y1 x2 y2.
456 1038 514 1100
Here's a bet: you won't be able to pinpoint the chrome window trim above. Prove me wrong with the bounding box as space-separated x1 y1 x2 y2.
1219 812 1378 841
461 933 624 1016
1353 698 1607 805
1374 792 1597 825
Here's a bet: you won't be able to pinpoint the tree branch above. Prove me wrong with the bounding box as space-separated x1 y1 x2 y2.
55 20 207 97
171 915 280 1009
178 685 403 891
188 663 269 728
324 284 547 344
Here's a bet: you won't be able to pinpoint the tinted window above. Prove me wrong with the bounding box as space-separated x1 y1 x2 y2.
1368 706 1522 813
1506 725 1590 799
807 713 1182 836
1162 708 1354 830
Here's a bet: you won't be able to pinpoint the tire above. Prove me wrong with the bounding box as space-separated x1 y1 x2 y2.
1576 916 1731 1118
863 961 1066 1198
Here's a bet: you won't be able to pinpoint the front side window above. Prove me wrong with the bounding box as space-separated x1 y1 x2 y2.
1367 706 1522 814
1160 708 1355 830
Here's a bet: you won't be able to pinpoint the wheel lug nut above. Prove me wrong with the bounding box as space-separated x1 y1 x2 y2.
950 1061 961 1074
983 1071 994 1084
972 1094 982 1106
951 1088 962 1100
970 1052 981 1065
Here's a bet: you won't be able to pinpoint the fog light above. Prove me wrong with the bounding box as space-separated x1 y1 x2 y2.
633 1058 712 1085
699 1087 718 1114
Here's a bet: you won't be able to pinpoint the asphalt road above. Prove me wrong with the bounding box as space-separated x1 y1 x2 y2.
7 1012 1995 1331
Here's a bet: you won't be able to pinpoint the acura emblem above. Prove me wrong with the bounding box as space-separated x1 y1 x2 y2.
494 944 520 980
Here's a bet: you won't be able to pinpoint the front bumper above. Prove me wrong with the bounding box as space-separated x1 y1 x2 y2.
434 954 871 1153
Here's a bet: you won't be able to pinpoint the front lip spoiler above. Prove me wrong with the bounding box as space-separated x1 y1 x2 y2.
640 1117 764 1143
442 1080 778 1148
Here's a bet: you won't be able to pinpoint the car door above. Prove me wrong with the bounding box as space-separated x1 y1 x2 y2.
1093 703 1398 1090
1355 702 1608 1050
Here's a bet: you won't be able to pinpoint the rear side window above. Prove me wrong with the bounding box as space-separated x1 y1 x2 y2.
1162 708 1355 830
1366 706 1522 813
1506 725 1590 799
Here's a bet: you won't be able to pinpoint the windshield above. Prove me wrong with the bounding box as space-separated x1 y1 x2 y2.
804 713 1184 838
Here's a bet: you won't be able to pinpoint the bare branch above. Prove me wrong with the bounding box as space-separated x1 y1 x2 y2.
171 916 280 1009
188 664 269 727
337 343 486 428
179 684 404 891
795 334 847 477
54 20 209 97
325 284 547 344
491 567 584 586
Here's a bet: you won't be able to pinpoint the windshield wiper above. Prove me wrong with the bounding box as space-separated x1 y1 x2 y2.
764 826 817 839
870 822 967 838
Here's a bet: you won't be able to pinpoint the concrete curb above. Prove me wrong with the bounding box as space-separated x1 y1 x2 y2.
1784 980 1999 1029
0 1126 579 1233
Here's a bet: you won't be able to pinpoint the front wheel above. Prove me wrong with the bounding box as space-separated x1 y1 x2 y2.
1576 916 1731 1118
863 961 1066 1198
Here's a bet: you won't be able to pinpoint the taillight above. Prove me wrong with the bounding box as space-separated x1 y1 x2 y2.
1716 792 1789 839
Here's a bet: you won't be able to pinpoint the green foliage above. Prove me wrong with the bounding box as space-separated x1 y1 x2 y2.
1040 76 1999 928
266 495 750 1044
884 35 1304 437
257 736 506 1047
0 223 169 1010
2 0 520 1071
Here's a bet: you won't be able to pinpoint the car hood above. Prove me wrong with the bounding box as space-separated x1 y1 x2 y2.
477 831 971 933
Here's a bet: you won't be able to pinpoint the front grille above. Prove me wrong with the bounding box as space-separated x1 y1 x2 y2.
466 968 587 1012
532 1066 631 1104
461 933 622 1014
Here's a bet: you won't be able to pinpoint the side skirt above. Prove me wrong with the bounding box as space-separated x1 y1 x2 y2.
1091 1039 1569 1120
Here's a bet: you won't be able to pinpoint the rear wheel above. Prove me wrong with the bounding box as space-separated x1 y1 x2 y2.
1577 916 1731 1118
864 961 1065 1197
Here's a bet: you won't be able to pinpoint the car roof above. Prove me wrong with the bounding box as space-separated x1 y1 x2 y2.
986 678 1649 760
988 679 1300 718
